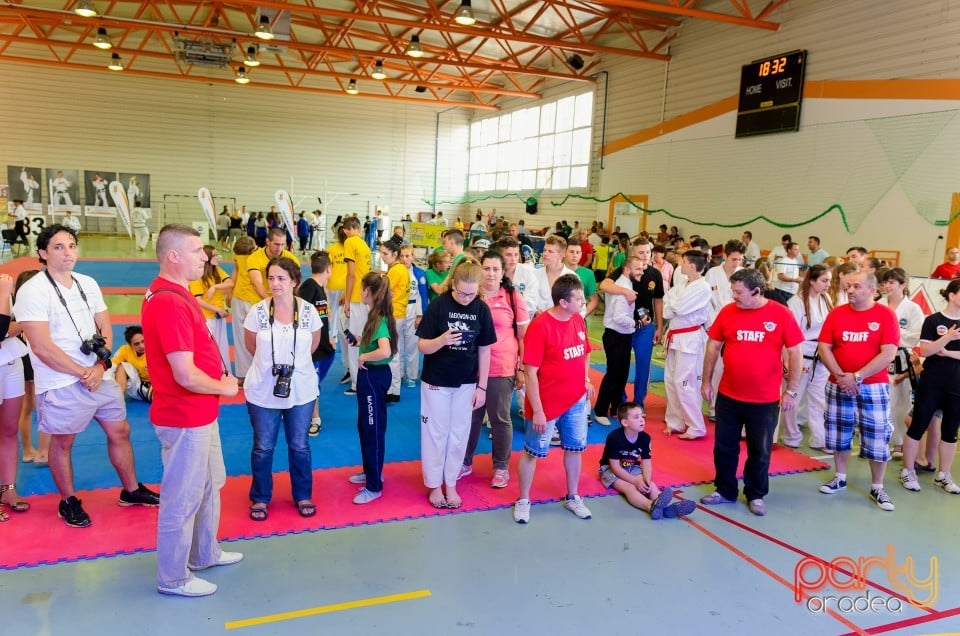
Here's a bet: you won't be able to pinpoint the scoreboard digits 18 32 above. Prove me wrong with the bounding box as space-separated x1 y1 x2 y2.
735 50 807 138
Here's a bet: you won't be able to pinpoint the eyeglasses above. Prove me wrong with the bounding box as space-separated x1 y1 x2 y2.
453 287 477 301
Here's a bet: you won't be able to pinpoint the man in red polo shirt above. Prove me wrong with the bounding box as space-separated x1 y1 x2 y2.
700 268 803 516
817 271 899 511
143 224 241 597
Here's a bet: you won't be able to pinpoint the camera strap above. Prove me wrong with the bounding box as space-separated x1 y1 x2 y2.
268 298 299 372
43 269 101 342
145 287 230 377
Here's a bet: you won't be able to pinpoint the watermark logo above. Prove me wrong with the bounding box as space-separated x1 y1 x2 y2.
794 545 937 614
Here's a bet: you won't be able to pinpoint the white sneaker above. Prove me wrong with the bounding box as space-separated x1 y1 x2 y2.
935 472 960 494
594 416 612 426
188 551 243 571
563 495 592 520
353 487 382 504
348 473 366 484
158 577 217 597
513 498 531 524
899 468 921 492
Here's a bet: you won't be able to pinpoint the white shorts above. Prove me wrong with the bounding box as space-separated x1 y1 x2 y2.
0 358 25 403
37 379 126 435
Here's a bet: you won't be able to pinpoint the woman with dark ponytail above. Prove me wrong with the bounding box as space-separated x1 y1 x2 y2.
347 272 398 504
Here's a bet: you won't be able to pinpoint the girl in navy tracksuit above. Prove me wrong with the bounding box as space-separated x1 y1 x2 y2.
349 272 398 504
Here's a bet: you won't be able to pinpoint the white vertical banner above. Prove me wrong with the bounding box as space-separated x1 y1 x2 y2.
108 180 133 238
274 190 296 236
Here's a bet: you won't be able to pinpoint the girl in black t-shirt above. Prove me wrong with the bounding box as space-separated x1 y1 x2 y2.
900 279 960 494
416 260 496 509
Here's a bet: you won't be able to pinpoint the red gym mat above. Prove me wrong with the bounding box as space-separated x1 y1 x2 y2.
1 400 827 570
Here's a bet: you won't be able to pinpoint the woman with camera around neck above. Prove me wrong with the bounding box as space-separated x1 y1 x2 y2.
243 257 321 521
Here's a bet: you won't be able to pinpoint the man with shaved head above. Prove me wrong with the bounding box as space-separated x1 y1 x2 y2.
143 224 242 597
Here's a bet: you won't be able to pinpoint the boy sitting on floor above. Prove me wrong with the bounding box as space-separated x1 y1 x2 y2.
599 402 695 519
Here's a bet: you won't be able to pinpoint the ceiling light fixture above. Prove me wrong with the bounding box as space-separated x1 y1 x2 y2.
235 66 250 84
454 0 476 26
346 79 359 95
254 14 274 40
371 59 386 80
107 52 124 71
566 54 585 70
244 45 260 67
405 34 424 58
93 27 112 50
74 0 98 18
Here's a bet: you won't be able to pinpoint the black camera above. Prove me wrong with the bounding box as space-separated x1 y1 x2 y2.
81 335 112 361
636 307 652 327
272 363 294 398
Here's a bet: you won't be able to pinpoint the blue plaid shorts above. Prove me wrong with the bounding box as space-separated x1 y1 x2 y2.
824 382 892 462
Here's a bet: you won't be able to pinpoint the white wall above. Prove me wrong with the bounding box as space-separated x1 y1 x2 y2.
589 0 960 274
0 62 470 233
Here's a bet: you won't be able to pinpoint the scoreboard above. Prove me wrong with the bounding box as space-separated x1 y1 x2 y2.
736 50 807 138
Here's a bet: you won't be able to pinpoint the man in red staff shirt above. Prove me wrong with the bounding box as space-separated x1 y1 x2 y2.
142 224 242 597
930 247 960 280
700 268 803 517
513 274 595 524
816 271 899 511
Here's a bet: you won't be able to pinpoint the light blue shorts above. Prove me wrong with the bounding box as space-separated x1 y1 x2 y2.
523 395 588 458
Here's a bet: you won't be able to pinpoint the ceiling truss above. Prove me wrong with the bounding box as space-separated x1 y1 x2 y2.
0 0 788 110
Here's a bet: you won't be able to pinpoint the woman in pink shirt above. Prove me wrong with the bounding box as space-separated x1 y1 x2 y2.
653 245 674 293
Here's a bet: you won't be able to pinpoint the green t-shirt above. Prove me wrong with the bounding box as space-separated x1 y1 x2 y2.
361 316 393 365
612 250 626 269
425 268 447 301
575 266 598 297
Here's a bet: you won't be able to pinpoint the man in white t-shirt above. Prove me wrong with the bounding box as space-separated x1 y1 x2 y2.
496 236 539 318
533 235 577 315
767 233 792 268
15 224 159 528
772 241 804 303
741 231 761 267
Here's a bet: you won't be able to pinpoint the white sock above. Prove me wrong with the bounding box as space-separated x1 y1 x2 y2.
836 473 846 481
871 483 883 491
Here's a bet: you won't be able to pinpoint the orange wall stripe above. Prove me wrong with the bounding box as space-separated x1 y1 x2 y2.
946 193 960 251
603 79 960 156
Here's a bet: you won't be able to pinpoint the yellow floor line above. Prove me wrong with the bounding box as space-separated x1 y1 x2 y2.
224 589 432 630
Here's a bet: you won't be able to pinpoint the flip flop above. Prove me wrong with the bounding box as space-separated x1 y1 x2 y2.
297 501 316 518
444 495 463 509
249 503 268 522
428 491 447 509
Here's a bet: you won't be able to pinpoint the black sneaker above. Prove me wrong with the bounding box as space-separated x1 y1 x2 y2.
339 372 351 385
119 483 160 507
59 496 92 528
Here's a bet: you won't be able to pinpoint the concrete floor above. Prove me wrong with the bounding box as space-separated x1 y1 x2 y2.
1 234 958 636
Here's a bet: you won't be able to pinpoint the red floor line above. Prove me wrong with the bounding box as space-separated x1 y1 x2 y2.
680 496 936 614
681 515 868 636
841 605 960 635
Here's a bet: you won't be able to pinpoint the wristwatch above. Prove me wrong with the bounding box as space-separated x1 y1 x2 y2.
785 390 798 398
853 372 863 384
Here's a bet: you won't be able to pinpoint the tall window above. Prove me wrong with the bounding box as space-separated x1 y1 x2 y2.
467 90 593 193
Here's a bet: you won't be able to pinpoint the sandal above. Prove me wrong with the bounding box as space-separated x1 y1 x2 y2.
0 508 8 522
444 494 463 509
297 501 316 518
428 489 447 509
0 484 30 513
249 503 268 522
